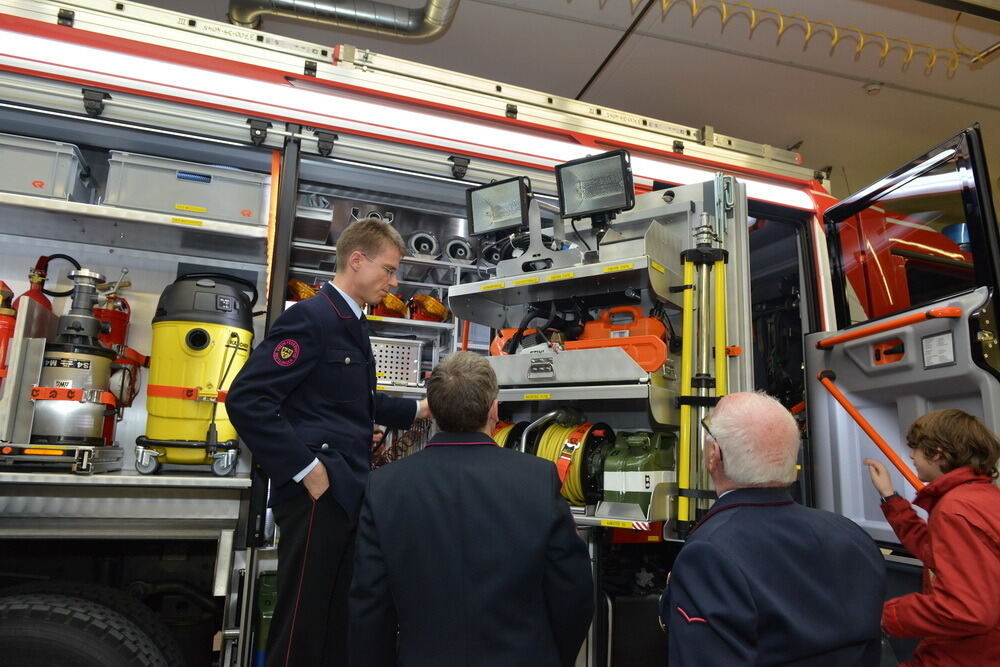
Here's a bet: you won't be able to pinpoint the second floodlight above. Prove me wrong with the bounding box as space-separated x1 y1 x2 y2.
555 149 634 220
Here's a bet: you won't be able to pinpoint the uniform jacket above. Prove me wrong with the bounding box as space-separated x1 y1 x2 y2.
349 431 595 667
227 282 415 515
662 487 886 666
881 465 1000 667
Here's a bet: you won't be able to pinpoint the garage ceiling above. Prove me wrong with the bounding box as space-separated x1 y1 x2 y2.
139 0 999 201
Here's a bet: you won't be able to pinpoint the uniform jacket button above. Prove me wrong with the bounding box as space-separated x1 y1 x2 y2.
321 443 329 450
345 356 351 364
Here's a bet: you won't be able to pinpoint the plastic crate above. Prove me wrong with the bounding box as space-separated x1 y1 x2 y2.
0 132 94 202
371 336 424 386
104 150 270 225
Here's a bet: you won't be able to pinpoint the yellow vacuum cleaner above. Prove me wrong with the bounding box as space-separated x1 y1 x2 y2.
135 273 255 476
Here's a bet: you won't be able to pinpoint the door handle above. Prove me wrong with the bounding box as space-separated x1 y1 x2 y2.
816 370 924 491
816 307 962 350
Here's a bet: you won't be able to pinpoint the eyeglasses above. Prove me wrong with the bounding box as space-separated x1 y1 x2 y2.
701 416 716 441
361 252 398 278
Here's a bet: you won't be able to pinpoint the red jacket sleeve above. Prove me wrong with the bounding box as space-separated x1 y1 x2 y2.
882 508 1000 638
881 495 931 562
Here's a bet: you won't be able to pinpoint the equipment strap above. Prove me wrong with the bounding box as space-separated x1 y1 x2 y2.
678 488 718 500
30 386 117 407
556 423 590 485
148 384 227 403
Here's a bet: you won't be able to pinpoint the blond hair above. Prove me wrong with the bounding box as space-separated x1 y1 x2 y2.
336 217 405 272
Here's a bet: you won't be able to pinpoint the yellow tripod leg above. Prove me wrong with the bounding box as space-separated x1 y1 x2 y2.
713 259 728 398
677 259 696 524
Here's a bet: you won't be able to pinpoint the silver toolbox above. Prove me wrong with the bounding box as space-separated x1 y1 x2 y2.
104 150 270 225
0 131 95 202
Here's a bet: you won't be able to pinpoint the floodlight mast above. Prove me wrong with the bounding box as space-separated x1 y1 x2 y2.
494 197 582 278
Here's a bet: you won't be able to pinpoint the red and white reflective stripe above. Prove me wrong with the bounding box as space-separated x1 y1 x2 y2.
632 521 650 532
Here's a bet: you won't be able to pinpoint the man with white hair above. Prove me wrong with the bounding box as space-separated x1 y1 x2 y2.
661 392 886 666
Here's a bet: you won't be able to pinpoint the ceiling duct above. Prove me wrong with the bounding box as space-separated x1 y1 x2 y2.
228 0 460 41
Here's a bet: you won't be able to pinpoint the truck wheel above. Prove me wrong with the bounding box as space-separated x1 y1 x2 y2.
1 582 186 667
0 593 167 667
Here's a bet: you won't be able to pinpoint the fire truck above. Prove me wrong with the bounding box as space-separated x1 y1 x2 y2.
0 1 995 665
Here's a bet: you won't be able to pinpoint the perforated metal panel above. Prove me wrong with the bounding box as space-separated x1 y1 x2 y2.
371 336 424 385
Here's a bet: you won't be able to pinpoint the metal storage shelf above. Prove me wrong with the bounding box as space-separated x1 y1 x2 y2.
448 255 665 328
0 192 268 238
498 383 650 402
291 241 482 271
0 471 252 488
367 314 453 331
375 384 426 397
288 267 441 290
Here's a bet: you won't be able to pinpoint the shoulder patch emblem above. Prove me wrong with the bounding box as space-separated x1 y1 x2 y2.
273 339 301 366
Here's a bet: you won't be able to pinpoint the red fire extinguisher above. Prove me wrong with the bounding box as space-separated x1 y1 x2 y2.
13 253 82 313
92 269 148 411
0 281 15 383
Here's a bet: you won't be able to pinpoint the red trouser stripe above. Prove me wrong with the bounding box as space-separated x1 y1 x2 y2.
284 497 317 667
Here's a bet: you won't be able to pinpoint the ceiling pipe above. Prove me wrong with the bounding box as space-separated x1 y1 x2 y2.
228 0 460 41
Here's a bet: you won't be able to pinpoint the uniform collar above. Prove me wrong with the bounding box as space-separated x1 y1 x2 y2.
689 486 794 536
425 431 498 447
325 281 364 319
320 282 369 354
914 465 993 512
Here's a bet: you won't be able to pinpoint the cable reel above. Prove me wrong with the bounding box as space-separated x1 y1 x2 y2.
443 236 475 264
479 242 502 266
534 421 615 506
492 421 530 450
407 230 440 258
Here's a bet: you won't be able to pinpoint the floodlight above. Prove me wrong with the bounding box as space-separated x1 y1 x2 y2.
467 177 531 237
555 149 635 221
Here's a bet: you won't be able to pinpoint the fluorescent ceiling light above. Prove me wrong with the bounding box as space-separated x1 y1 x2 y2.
1 29 815 210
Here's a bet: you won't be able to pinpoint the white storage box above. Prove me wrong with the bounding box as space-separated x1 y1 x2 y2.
0 132 94 202
104 150 270 226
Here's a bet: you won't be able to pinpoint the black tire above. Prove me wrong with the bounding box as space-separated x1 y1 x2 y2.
0 593 167 667
0 582 186 667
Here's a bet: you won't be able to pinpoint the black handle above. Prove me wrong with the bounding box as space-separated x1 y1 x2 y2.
41 253 83 297
177 272 258 308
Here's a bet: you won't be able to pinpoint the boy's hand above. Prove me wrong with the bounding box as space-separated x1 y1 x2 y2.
863 458 895 498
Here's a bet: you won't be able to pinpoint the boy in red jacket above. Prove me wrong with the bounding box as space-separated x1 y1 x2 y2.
864 409 1000 667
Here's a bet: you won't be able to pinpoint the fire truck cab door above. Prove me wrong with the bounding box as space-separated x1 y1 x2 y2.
804 125 999 543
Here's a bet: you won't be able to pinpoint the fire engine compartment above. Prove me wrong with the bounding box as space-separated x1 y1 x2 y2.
5 1 994 665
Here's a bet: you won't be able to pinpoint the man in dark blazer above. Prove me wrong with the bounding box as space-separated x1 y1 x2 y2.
661 392 885 666
227 218 428 667
349 351 594 667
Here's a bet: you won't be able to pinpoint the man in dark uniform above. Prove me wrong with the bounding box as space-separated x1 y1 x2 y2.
661 392 885 666
227 218 428 667
349 352 594 667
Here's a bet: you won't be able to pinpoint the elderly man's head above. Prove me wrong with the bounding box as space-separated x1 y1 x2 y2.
704 392 800 491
